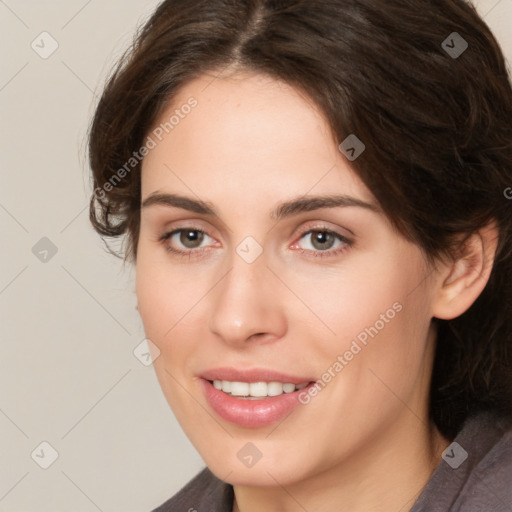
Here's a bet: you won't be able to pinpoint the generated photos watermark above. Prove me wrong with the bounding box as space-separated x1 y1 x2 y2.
93 97 198 200
298 301 403 404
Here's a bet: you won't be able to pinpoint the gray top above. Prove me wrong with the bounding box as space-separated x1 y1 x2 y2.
152 411 512 512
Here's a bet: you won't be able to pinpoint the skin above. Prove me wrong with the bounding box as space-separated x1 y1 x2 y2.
135 69 498 512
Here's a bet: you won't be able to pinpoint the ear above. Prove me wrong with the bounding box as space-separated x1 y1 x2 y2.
431 221 499 320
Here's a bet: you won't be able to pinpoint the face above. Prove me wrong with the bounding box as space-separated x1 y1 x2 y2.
136 70 440 488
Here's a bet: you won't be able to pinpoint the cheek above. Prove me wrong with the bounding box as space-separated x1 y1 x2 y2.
135 246 217 392
135 242 198 339
281 252 411 347
287 249 431 394
288 266 433 463
135 254 203 416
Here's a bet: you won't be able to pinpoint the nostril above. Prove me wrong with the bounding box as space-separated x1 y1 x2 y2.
249 332 266 341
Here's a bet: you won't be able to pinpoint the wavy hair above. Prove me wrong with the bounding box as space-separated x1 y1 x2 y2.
88 0 512 439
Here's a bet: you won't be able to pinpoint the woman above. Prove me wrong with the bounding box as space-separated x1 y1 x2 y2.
88 0 512 510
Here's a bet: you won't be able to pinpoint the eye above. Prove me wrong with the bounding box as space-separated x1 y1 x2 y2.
159 228 216 256
292 227 352 258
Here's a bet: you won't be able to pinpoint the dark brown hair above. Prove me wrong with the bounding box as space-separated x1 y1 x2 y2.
88 0 512 439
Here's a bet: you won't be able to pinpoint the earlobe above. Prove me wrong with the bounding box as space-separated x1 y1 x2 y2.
432 222 499 320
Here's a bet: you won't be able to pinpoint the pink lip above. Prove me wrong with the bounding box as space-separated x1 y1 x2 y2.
198 367 316 428
199 367 315 385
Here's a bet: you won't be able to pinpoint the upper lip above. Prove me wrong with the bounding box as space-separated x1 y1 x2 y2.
199 367 315 385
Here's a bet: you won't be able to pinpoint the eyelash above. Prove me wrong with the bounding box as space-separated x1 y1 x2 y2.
158 225 353 260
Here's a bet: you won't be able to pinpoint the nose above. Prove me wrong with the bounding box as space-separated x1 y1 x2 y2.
208 250 287 347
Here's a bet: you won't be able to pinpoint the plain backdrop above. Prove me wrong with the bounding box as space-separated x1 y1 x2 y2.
1 1 511 511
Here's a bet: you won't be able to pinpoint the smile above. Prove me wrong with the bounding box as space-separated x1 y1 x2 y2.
211 380 309 398
199 367 317 427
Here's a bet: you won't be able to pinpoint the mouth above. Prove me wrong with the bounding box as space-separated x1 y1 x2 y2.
198 368 317 427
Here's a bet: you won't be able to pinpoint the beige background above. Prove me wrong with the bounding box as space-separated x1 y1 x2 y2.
1 1 511 511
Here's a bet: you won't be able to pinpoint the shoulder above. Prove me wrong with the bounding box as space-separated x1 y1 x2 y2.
151 467 233 512
412 411 512 512
453 412 512 511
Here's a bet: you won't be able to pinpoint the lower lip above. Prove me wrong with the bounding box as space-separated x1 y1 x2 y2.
200 379 313 428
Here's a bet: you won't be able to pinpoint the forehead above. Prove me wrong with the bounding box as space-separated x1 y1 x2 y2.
141 71 374 206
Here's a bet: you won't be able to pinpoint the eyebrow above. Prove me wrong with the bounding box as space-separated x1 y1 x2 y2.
141 192 379 220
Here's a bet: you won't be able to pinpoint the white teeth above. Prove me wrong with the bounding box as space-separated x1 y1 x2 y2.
230 381 249 396
282 383 296 393
249 382 267 397
267 381 284 396
212 380 309 397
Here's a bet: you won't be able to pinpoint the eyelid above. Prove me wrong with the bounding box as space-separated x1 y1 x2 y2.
291 220 353 243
